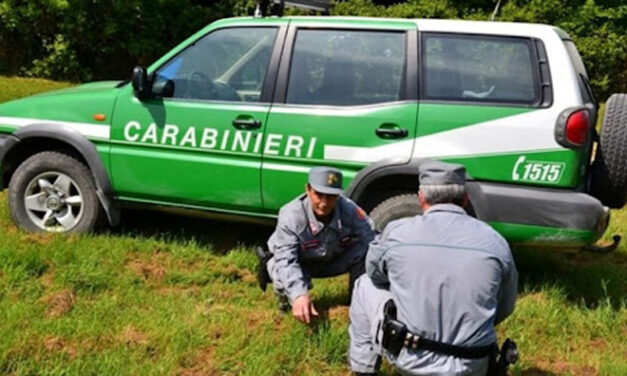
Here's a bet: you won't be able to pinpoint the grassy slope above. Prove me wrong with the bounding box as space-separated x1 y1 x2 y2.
0 77 626 375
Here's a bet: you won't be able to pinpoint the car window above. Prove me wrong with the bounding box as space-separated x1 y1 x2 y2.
286 29 406 106
564 40 595 104
154 27 277 102
422 34 539 104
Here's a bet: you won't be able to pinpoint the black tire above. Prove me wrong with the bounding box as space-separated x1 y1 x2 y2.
8 151 102 233
368 193 422 232
590 93 627 208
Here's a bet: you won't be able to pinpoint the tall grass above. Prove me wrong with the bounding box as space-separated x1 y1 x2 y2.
1 77 626 375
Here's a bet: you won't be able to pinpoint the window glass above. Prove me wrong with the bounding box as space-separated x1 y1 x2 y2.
564 40 595 104
154 27 277 102
423 34 539 104
286 30 406 106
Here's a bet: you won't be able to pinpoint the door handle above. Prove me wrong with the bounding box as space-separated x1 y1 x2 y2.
375 126 408 139
232 119 262 130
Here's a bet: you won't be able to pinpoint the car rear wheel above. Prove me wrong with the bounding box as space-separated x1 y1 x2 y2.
8 151 102 233
368 193 421 232
590 93 627 208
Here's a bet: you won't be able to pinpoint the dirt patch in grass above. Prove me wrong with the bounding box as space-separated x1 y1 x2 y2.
20 233 55 246
328 306 349 322
41 289 75 317
589 338 607 351
178 347 217 376
239 268 257 285
244 310 273 328
527 360 598 375
39 266 55 287
126 254 168 282
43 336 77 358
157 286 202 296
118 325 149 346
1 224 19 236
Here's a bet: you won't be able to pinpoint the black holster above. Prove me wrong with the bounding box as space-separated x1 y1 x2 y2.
256 246 273 291
381 299 513 367
487 338 519 376
381 299 407 357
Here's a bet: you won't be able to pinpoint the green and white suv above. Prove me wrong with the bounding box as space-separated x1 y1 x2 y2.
0 16 625 248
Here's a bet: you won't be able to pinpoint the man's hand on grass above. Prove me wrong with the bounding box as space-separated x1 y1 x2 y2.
292 294 319 324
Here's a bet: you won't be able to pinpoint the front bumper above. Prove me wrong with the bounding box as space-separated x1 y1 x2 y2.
467 181 609 246
0 132 19 188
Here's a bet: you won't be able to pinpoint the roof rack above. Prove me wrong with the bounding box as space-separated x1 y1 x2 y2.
254 0 331 17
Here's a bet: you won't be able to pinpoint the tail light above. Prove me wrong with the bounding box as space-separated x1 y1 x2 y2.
555 107 590 148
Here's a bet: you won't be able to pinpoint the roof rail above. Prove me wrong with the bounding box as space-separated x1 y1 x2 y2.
254 0 331 17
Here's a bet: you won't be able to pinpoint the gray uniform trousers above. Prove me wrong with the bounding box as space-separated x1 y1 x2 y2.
349 204 517 375
267 194 375 303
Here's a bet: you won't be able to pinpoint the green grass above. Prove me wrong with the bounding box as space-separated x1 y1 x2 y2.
0 76 72 103
1 76 627 375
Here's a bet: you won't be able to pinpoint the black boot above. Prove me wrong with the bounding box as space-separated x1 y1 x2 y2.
256 246 272 292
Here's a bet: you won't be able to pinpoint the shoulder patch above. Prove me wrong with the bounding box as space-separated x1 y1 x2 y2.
356 206 366 220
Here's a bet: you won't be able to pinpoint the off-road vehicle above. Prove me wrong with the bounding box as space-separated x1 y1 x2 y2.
0 9 625 248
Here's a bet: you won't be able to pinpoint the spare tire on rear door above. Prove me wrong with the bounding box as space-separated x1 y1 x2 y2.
590 93 627 208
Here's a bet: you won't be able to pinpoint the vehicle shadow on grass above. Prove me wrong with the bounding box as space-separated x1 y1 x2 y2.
110 208 273 254
111 208 627 309
514 246 627 309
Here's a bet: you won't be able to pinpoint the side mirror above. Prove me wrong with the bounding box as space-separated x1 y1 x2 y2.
152 79 174 98
132 66 152 99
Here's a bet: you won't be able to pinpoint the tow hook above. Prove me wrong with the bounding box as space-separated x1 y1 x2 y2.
582 235 622 254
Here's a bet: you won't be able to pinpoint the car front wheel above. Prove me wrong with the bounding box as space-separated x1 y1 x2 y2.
8 151 102 233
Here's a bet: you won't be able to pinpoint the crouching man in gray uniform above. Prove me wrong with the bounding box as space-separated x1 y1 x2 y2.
262 167 375 324
349 161 518 375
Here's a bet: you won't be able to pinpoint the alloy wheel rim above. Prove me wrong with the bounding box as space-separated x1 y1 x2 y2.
23 172 84 232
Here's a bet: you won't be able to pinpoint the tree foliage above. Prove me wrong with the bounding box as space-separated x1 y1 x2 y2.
0 0 624 98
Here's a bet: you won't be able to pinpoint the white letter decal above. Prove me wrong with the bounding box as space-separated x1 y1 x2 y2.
232 131 252 152
179 127 197 148
253 133 263 153
124 121 141 142
141 123 158 143
306 137 317 158
161 124 179 145
201 128 218 149
264 134 283 155
220 130 230 150
284 135 304 157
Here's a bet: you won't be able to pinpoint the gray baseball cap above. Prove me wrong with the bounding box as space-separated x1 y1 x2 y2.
419 160 466 186
308 166 343 195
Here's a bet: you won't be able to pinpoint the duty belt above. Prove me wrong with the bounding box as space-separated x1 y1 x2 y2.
396 329 496 359
382 299 496 359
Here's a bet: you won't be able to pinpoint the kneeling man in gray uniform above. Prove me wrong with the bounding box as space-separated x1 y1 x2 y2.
349 161 518 375
262 167 375 324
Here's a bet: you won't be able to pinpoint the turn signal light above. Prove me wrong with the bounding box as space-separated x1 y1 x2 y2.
93 114 106 121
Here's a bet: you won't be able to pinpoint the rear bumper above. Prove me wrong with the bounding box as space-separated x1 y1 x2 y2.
467 181 609 246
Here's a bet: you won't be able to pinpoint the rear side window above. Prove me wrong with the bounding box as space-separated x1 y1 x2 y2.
564 40 595 104
286 29 406 106
422 34 540 105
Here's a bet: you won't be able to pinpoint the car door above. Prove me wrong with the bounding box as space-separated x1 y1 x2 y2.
261 21 419 211
110 22 287 211
415 32 568 187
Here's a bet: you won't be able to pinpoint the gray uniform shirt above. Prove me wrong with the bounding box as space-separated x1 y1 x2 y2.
367 203 518 374
268 194 375 302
